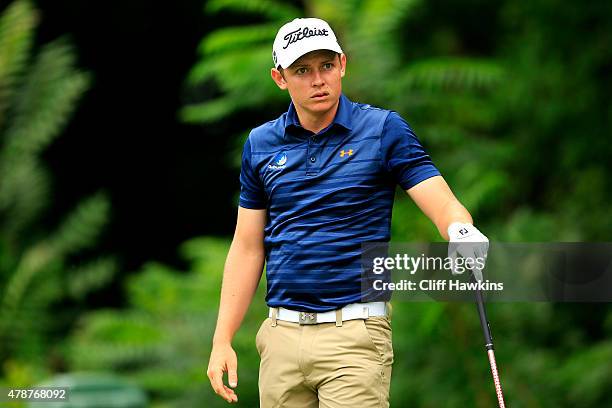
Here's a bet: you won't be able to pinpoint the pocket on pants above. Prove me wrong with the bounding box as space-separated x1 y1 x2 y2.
255 317 270 355
361 316 394 366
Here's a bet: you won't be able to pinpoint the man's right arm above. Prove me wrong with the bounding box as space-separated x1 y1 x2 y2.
207 206 266 403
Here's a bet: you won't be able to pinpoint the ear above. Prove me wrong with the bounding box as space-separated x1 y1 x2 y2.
339 53 347 78
271 68 288 90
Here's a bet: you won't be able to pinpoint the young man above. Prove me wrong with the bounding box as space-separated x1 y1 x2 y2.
207 17 489 407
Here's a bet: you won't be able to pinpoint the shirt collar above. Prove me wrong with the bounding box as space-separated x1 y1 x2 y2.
284 93 353 137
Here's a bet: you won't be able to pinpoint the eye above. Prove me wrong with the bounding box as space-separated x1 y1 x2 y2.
323 63 333 70
296 67 308 75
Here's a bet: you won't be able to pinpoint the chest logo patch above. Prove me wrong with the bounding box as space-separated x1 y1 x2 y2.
339 149 353 158
268 152 287 170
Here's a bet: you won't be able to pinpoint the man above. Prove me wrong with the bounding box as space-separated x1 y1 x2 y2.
207 17 488 407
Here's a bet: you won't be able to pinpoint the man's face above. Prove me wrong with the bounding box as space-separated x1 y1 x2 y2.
271 50 346 116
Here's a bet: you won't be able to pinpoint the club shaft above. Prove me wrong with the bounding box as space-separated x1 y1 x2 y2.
487 349 506 408
475 286 494 349
474 284 506 407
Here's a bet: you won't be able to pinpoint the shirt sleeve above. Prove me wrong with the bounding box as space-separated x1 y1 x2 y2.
239 136 267 209
380 111 441 190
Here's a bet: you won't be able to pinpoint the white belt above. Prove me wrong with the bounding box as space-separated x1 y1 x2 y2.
269 302 388 325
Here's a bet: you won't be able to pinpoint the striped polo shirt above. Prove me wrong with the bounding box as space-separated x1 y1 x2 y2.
240 94 440 312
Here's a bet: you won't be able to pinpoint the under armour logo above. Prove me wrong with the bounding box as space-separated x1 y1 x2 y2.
300 312 315 320
340 149 353 157
459 227 469 235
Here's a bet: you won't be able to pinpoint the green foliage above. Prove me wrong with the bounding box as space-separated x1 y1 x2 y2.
65 237 612 407
0 0 115 377
172 0 612 406
39 0 610 406
67 238 268 407
180 0 508 238
0 0 36 131
180 0 301 124
181 0 612 244
205 0 299 21
391 301 612 407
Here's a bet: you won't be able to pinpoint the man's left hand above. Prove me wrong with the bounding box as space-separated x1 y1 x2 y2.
447 222 489 281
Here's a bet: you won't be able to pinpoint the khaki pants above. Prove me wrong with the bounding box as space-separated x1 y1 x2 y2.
255 314 393 408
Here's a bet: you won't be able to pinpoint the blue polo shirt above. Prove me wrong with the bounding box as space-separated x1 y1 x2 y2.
240 94 440 312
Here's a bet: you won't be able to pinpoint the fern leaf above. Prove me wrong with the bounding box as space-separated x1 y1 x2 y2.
69 311 165 369
1 241 56 312
3 40 91 157
0 157 50 241
0 0 37 128
48 193 110 256
179 95 240 124
67 257 117 300
395 58 505 91
205 0 300 21
197 23 278 57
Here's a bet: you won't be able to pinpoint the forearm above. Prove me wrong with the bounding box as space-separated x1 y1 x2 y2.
213 240 264 345
435 197 473 241
406 176 474 241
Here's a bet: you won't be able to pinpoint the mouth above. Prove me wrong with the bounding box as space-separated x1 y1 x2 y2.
311 92 329 99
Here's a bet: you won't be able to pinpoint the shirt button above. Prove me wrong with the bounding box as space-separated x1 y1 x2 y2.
309 156 316 163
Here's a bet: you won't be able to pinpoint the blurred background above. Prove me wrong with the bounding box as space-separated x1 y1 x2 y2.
0 0 611 406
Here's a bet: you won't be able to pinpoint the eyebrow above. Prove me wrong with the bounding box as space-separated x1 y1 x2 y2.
293 58 336 68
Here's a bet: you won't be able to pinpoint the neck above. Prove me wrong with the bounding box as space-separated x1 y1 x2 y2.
294 98 340 134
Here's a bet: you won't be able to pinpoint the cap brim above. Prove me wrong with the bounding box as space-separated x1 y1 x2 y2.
278 42 343 69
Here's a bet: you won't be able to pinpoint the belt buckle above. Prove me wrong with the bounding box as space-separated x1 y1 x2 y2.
298 311 317 325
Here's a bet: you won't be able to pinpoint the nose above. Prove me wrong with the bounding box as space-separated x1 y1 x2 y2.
311 70 324 87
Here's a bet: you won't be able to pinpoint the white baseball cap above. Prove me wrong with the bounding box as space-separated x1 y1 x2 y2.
272 18 343 69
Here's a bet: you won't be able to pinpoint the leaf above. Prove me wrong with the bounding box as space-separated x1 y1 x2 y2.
3 39 91 157
0 0 37 128
205 0 300 21
0 157 50 240
67 257 117 300
395 58 505 92
48 193 110 256
197 23 279 56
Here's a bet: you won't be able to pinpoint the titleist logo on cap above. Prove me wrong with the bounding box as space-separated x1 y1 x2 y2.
272 18 342 68
283 26 329 49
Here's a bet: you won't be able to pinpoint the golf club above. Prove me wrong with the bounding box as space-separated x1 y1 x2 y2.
471 271 506 407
